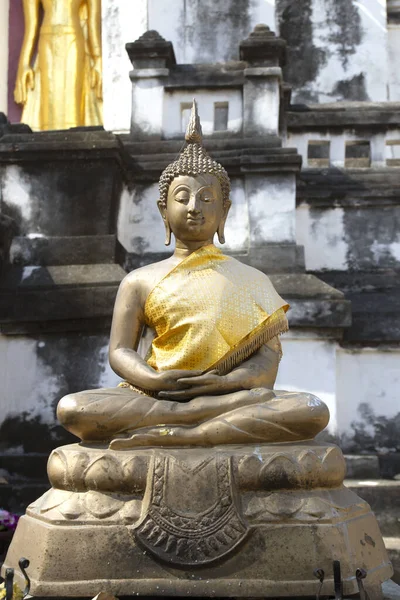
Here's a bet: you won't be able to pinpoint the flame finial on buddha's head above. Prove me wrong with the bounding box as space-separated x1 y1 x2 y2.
158 100 231 208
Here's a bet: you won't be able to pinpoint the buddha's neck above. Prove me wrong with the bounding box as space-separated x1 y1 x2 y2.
173 239 214 259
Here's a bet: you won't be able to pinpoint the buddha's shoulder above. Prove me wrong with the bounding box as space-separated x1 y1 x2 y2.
227 255 271 281
119 257 176 291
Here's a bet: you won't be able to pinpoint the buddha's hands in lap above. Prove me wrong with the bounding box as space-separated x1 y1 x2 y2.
154 369 203 392
158 344 280 400
158 370 228 400
111 346 203 392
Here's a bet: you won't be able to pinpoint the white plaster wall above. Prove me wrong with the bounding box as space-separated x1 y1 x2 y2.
276 332 338 432
246 174 296 245
386 130 400 162
102 0 148 132
298 0 388 103
296 204 348 271
370 235 400 264
296 202 400 270
148 0 276 65
102 0 389 131
101 0 277 132
0 335 120 444
1 164 34 225
163 89 243 139
388 24 400 101
131 73 166 137
243 73 281 136
217 178 249 253
117 184 166 255
276 339 400 438
0 0 9 114
336 347 400 434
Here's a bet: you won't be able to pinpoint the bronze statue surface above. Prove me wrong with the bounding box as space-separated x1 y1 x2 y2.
14 0 102 130
57 100 329 447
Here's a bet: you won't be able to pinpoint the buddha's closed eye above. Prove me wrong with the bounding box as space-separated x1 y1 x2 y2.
176 194 190 203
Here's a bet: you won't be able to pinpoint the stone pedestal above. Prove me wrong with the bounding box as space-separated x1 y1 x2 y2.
4 442 392 597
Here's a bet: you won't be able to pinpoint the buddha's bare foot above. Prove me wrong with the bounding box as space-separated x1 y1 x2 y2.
109 426 194 449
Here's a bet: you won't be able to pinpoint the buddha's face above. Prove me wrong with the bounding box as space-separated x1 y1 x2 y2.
161 174 230 245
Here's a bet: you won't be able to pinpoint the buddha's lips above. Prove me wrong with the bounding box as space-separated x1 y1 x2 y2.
187 217 204 223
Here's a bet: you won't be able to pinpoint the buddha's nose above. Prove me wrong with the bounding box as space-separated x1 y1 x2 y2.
188 195 201 214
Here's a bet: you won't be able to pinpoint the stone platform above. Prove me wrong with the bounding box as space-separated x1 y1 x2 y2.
4 442 393 597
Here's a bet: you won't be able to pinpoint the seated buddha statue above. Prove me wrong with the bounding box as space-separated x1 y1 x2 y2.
58 101 329 449
4 101 390 600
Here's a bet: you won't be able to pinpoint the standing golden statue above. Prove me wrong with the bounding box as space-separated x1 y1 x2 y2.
14 0 103 131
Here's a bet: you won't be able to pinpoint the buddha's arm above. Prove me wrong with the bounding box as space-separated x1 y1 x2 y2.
158 338 281 400
87 0 101 57
109 274 201 392
14 0 40 104
87 0 102 98
225 339 280 389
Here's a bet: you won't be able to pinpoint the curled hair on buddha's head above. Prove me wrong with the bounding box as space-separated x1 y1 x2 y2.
158 100 231 208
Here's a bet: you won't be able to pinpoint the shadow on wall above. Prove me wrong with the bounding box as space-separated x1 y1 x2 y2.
346 402 400 454
277 0 368 103
318 402 400 455
0 413 76 454
277 0 326 102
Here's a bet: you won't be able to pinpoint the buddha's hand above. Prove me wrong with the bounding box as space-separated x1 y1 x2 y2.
155 369 203 393
158 371 233 400
14 66 35 105
90 57 103 99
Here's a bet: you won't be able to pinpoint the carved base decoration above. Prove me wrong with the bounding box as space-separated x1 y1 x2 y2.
135 455 248 565
3 442 392 597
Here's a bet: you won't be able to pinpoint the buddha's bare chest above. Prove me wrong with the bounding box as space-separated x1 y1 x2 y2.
140 258 184 305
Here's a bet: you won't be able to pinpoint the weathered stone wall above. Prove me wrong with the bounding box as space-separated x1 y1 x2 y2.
102 0 276 131
276 332 339 431
297 200 400 272
0 127 126 453
102 0 395 132
336 347 400 451
1 162 116 238
277 0 388 103
287 103 400 448
0 333 119 453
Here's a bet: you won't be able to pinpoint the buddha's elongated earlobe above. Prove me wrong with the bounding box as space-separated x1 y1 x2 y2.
217 223 225 244
164 219 171 246
217 200 231 244
157 200 171 246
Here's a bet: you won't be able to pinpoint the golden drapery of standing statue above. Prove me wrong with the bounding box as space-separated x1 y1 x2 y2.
14 0 103 131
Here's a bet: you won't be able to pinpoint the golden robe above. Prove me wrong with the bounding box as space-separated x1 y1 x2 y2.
143 245 289 374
